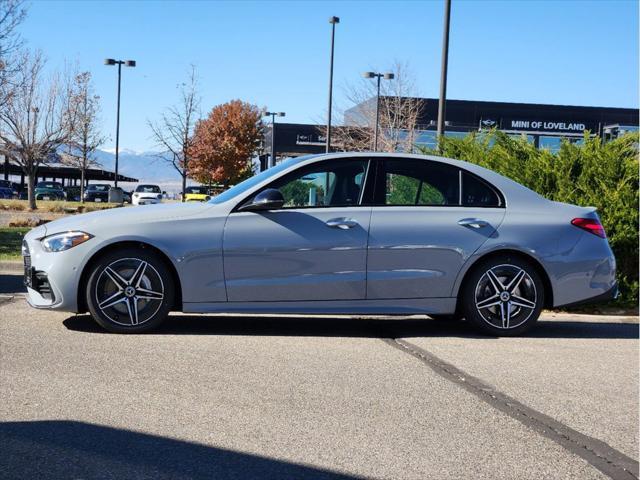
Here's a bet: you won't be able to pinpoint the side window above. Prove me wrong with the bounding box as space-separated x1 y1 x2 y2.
462 172 502 207
382 159 459 206
267 159 369 208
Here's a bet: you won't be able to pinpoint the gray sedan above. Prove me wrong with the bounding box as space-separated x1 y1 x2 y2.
22 153 617 335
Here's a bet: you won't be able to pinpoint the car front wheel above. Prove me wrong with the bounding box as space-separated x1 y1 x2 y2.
85 247 175 333
461 256 544 336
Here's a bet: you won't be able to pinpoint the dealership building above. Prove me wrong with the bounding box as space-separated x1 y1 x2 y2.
262 98 638 165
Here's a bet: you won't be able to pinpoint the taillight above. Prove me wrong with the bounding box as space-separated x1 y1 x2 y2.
571 218 606 238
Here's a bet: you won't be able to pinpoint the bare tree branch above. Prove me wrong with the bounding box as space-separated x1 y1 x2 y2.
147 64 200 201
61 68 106 202
323 60 422 153
0 50 72 209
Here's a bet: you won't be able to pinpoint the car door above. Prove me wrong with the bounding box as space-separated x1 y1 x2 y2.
223 158 373 302
366 158 506 299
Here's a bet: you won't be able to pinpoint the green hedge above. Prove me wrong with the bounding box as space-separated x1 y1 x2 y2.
420 131 639 307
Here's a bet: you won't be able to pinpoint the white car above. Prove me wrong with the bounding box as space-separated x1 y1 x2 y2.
132 185 163 206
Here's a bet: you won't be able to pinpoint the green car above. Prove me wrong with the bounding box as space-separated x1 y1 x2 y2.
34 181 65 201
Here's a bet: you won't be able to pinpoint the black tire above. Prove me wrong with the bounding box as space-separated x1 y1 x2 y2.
461 255 544 336
85 247 175 333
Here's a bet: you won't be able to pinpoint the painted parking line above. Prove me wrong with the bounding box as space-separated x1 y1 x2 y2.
384 337 639 480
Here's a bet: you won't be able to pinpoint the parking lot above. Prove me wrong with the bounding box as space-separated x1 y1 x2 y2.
0 270 638 480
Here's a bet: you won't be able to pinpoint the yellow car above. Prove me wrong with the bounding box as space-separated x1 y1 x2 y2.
183 186 211 202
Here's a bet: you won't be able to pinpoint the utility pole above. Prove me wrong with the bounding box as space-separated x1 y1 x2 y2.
436 0 451 152
326 16 340 153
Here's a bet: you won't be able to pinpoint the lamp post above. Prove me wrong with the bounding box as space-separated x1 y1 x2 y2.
104 58 136 187
436 0 451 150
264 111 285 168
326 16 340 153
362 71 394 152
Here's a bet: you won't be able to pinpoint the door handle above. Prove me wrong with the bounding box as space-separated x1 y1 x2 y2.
326 217 359 229
458 218 488 229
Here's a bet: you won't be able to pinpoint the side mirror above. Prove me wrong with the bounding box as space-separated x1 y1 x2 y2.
238 188 285 212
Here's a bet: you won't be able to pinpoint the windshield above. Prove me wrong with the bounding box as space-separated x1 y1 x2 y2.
209 156 311 204
89 185 109 191
186 186 207 194
136 185 161 193
37 182 62 189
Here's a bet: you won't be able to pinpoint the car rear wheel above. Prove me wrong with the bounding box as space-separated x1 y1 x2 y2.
85 247 175 333
461 256 544 336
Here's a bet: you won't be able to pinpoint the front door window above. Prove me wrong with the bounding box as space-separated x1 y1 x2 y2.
266 159 369 208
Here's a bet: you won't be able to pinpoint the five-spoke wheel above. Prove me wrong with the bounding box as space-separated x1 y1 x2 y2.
86 248 174 333
462 257 544 336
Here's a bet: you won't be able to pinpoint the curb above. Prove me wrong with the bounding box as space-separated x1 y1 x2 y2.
0 261 22 273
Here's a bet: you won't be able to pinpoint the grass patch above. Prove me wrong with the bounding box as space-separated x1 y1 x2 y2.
0 199 121 213
0 227 30 261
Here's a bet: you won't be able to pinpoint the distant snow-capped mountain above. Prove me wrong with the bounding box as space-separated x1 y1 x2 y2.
92 149 181 183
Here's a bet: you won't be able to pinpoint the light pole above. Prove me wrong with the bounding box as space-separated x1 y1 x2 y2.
264 111 285 168
436 0 451 150
104 58 136 187
326 16 340 153
362 71 394 152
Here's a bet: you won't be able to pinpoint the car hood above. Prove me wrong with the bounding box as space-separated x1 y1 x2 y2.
39 202 220 237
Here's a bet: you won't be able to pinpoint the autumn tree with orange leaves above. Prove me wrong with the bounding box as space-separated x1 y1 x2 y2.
188 100 263 187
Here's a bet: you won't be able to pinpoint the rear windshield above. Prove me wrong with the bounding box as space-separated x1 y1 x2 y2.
136 185 161 193
88 185 109 192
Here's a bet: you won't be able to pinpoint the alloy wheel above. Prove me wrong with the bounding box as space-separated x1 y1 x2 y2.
95 257 165 327
474 264 537 330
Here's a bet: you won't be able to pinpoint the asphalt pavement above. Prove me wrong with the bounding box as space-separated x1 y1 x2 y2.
0 276 638 480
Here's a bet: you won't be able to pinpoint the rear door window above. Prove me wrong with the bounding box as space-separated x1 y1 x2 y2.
462 172 502 207
380 159 460 206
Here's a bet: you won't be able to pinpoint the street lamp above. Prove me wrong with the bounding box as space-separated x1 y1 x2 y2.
264 111 285 168
104 58 136 187
326 16 340 153
362 71 394 152
436 0 452 150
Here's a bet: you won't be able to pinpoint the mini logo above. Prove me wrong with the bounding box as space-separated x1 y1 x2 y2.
481 119 497 127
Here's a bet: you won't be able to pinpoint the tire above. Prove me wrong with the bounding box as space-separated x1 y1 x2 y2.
461 256 544 336
85 247 175 333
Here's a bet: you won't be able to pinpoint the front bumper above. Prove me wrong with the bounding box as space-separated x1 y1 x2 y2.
133 197 162 205
22 231 92 312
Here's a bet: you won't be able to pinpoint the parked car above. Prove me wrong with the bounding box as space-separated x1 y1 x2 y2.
64 186 82 202
84 184 110 203
21 153 617 335
0 186 13 199
34 181 65 201
123 191 132 204
132 184 163 205
183 186 211 202
0 180 19 198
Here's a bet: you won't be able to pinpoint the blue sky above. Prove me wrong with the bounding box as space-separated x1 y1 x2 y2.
21 0 639 151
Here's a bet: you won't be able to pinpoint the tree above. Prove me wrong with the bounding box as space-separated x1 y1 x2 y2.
0 50 72 209
148 65 199 201
327 61 422 153
62 70 105 202
188 100 263 187
0 0 27 107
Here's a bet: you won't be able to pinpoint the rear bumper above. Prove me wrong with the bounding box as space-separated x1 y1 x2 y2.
556 282 619 309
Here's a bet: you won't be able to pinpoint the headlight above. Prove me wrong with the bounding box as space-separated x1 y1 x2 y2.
41 231 93 252
133 193 139 197
157 194 162 199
